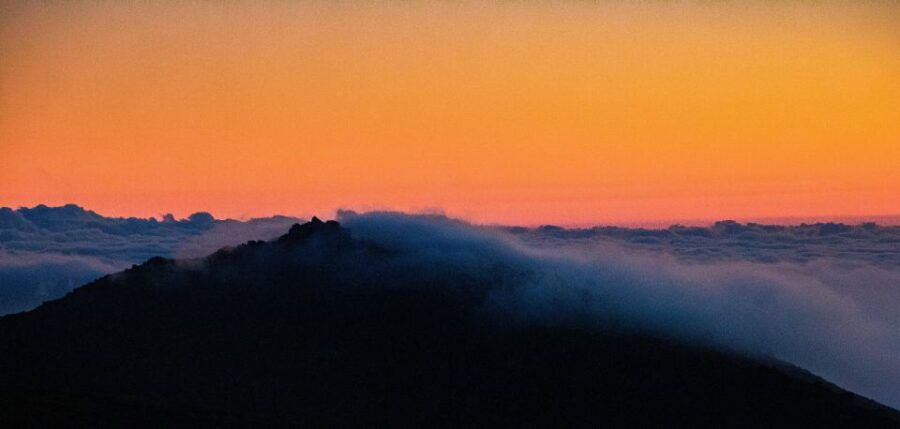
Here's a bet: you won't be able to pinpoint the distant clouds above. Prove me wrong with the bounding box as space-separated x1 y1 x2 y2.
0 204 300 315
2 206 900 408
0 251 120 316
4 205 900 316
507 220 900 267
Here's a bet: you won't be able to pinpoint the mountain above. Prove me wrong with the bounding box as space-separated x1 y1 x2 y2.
0 204 300 315
0 218 898 427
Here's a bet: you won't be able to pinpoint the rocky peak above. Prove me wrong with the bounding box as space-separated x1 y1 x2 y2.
278 217 348 245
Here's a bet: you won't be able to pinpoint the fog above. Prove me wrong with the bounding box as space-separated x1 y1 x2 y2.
339 211 900 409
3 205 899 408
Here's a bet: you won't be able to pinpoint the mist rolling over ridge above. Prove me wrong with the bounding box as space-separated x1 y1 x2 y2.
3 206 900 418
3 0 900 425
338 211 900 409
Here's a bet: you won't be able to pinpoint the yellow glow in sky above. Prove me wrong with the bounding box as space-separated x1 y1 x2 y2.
1 1 898 225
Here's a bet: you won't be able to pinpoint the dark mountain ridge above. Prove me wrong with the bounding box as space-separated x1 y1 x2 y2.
1 218 898 427
0 204 301 316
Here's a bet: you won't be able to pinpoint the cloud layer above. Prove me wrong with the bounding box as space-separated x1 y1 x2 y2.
337 211 900 409
507 220 900 266
3 205 899 409
0 205 299 315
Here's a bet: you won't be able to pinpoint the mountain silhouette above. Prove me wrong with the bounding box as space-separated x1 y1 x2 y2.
1 219 898 427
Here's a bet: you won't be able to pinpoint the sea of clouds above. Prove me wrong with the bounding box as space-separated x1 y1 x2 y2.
2 205 900 409
0 204 299 315
337 211 900 410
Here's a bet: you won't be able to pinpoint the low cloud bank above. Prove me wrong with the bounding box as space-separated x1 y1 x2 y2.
3 206 899 408
338 211 900 409
0 251 120 316
508 220 900 266
0 204 299 314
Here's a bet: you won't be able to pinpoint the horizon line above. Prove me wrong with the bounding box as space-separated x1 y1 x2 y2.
5 203 900 229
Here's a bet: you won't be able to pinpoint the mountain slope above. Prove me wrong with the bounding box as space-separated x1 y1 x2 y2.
1 218 898 427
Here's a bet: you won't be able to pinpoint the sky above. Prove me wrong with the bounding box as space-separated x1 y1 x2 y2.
1 1 898 226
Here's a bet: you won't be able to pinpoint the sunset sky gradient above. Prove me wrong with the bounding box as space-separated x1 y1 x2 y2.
1 1 898 226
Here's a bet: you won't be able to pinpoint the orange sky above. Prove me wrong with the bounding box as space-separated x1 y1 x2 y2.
1 1 898 226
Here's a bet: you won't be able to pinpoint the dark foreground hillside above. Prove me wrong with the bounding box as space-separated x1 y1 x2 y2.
1 219 898 427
